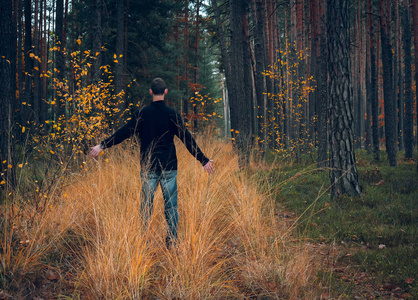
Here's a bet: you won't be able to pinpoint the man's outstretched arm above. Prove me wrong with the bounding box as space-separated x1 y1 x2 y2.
175 113 214 173
89 111 140 158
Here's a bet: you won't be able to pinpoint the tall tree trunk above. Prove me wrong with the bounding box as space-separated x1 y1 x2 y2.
212 0 234 143
243 9 255 146
115 0 125 95
296 0 306 155
183 0 189 118
253 0 266 151
309 0 318 149
229 0 252 166
316 0 328 168
266 0 275 149
365 0 372 152
379 0 398 166
91 0 102 84
55 0 65 118
115 0 126 120
33 0 41 125
403 0 413 159
353 0 363 149
412 0 418 146
17 0 24 114
23 0 33 126
41 0 48 123
0 0 17 191
369 0 380 160
327 0 362 198
394 0 404 151
193 0 200 129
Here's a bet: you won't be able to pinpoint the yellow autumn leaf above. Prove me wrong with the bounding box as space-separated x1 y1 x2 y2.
18 164 23 168
8 164 12 169
22 126 25 133
76 39 82 45
0 181 5 185
29 53 35 58
50 150 55 154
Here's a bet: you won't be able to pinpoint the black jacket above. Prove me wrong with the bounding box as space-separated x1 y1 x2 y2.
101 100 209 172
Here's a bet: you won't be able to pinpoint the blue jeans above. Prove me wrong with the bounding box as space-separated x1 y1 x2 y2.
140 170 178 240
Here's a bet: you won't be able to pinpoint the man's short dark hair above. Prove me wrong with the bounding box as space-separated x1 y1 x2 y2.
151 78 167 95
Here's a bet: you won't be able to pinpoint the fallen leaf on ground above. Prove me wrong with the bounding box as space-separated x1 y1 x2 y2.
404 278 415 284
372 180 385 186
45 269 58 281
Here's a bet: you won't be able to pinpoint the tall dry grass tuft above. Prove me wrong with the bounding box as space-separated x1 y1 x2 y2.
1 137 322 298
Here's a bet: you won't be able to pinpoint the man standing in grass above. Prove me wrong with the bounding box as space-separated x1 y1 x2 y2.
90 78 214 249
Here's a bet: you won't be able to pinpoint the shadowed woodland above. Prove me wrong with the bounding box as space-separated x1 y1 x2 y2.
0 0 417 298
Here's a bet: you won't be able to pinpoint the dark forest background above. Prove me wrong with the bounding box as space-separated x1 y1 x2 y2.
1 0 417 199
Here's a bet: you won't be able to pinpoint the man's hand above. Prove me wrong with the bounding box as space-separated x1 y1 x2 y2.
203 160 214 174
89 144 103 158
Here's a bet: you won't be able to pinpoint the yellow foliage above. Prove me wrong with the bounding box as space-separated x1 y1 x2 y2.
262 42 316 159
31 47 130 161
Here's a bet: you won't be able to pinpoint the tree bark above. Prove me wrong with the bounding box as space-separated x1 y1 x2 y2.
365 0 372 152
266 0 275 149
211 0 234 128
316 0 328 169
193 0 200 129
379 0 398 166
229 0 253 166
115 0 126 120
33 0 41 125
327 0 362 198
253 0 266 150
115 0 126 95
55 0 66 118
0 0 17 191
91 0 102 84
23 0 33 125
183 0 189 118
394 0 404 151
369 0 380 161
403 1 413 159
412 0 418 146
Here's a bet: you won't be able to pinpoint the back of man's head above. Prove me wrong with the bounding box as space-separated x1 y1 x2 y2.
151 78 167 95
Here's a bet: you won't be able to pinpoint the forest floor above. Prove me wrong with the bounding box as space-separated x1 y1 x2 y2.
259 149 418 299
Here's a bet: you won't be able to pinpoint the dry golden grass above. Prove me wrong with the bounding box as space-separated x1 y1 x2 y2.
1 138 322 299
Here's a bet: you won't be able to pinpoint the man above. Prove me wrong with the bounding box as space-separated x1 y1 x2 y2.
90 78 214 249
